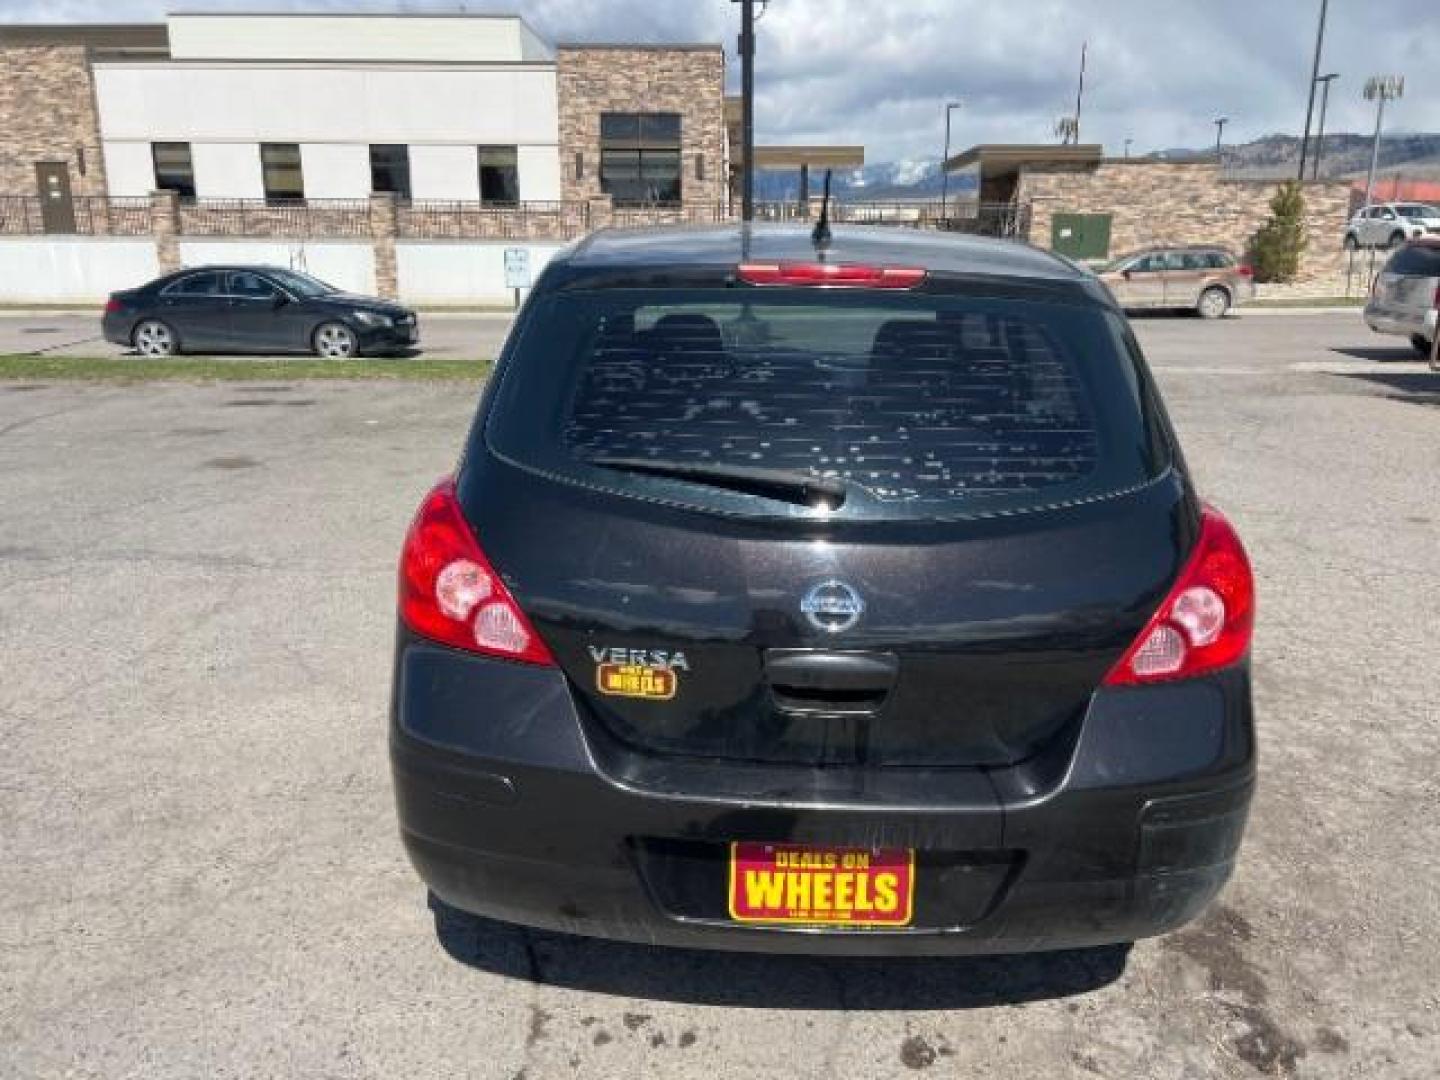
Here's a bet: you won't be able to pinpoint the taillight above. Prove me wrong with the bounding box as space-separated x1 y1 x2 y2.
1103 505 1254 687
398 478 554 666
1236 264 1254 279
104 296 123 313
737 262 926 289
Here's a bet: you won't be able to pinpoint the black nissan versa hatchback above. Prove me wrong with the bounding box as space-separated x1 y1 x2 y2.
389 223 1256 955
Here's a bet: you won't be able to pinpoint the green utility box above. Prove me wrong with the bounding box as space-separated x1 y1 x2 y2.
1050 213 1113 261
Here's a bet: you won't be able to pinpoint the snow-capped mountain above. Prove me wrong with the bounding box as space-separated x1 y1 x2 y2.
752 159 974 201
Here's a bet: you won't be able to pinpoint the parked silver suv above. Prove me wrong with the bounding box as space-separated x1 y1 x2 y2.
1363 238 1440 360
1344 203 1440 250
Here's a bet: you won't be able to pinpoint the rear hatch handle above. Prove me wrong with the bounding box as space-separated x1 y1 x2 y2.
763 650 899 715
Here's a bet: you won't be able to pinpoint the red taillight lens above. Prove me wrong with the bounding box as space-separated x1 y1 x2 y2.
104 297 122 313
737 262 927 289
398 478 554 666
1236 264 1254 279
1103 506 1254 687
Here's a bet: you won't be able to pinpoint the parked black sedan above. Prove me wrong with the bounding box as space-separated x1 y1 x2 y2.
102 265 418 358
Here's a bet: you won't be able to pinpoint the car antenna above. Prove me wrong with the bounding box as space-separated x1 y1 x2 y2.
811 169 833 251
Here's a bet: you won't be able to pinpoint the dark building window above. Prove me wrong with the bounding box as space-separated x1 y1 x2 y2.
151 142 195 199
260 143 304 202
369 144 411 201
479 146 519 205
600 113 682 205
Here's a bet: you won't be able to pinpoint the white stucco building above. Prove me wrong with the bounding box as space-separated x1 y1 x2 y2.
0 11 731 302
94 13 562 204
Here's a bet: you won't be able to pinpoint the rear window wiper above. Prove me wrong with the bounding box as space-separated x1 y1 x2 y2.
583 455 848 509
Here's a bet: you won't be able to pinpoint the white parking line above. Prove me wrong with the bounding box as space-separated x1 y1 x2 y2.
1149 365 1270 375
1288 360 1433 374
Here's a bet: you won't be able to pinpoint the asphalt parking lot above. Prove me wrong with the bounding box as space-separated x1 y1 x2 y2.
2 311 1437 1079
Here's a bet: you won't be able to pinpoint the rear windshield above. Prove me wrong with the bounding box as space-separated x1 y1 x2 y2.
486 289 1164 521
1386 244 1440 277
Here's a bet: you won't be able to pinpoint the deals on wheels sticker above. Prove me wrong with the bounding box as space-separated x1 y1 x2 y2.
595 662 677 700
728 842 915 927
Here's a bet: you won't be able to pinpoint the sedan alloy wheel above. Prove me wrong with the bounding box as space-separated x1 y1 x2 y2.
313 322 358 359
133 319 177 357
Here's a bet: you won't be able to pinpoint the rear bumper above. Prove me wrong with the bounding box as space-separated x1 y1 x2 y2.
101 313 131 347
1365 302 1436 340
390 633 1255 956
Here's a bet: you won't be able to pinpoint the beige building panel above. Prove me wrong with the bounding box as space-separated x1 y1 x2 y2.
1019 161 1352 282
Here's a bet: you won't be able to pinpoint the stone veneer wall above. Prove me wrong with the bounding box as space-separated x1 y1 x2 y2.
0 46 108 197
1018 161 1352 282
556 46 726 206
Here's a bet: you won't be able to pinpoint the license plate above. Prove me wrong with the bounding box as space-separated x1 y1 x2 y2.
728 842 914 927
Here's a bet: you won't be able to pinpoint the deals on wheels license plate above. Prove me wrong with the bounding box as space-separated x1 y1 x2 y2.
728 842 915 927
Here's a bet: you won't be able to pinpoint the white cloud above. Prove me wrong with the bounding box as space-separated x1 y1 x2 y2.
4 0 1437 162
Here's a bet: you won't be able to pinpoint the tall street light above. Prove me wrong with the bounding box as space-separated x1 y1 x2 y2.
1312 73 1339 179
1214 117 1229 165
731 0 761 222
1363 75 1405 208
939 101 962 220
1297 0 1329 180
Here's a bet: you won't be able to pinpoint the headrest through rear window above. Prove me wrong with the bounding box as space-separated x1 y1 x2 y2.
650 312 724 357
871 319 954 361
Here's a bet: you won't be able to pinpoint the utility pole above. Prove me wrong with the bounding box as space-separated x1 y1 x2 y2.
1073 41 1087 142
939 101 961 220
1311 73 1339 179
1124 138 1133 159
1214 117 1229 165
1363 75 1405 208
733 0 757 222
1297 0 1329 180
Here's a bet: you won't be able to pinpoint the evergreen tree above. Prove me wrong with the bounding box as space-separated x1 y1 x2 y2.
1251 182 1307 283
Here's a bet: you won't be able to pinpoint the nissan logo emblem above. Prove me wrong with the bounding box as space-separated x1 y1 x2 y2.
800 580 865 634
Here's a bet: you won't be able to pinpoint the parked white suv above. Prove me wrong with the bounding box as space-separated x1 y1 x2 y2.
1344 203 1440 250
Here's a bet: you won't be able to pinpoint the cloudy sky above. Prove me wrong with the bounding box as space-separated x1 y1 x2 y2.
6 0 1438 163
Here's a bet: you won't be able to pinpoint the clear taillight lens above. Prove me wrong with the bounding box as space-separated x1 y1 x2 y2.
398 478 555 666
1103 506 1254 686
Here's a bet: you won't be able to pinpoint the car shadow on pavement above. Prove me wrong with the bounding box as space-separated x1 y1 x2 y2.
1321 369 1440 407
1328 344 1426 363
428 894 1130 1009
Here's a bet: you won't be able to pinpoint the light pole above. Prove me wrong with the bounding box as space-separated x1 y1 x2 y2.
1214 117 1229 165
731 0 759 221
1297 0 1329 180
939 101 962 220
1311 73 1338 179
1363 75 1405 208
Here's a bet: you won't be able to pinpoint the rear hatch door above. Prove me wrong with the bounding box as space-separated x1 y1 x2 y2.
468 283 1187 768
